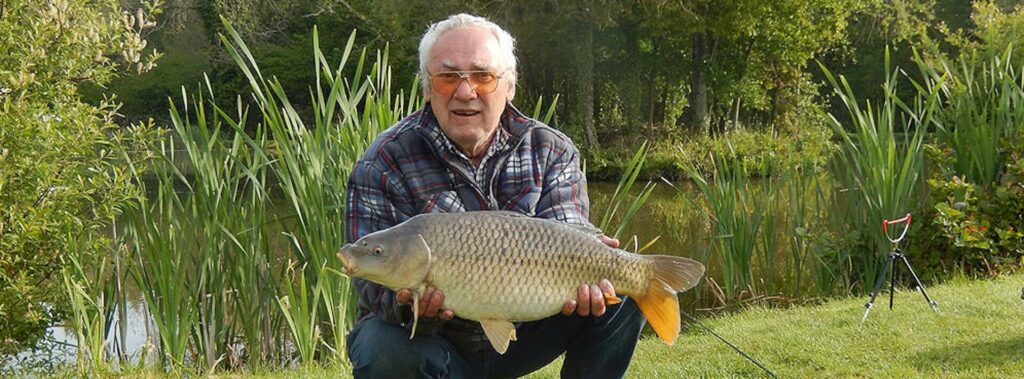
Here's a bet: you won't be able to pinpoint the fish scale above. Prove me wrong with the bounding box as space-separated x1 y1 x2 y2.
421 212 650 321
338 211 705 354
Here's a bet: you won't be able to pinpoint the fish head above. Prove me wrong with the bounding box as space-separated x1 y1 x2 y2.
337 230 432 289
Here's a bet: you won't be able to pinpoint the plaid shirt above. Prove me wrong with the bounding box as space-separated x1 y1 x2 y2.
344 102 592 353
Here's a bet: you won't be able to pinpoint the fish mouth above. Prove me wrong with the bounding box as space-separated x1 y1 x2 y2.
336 251 355 275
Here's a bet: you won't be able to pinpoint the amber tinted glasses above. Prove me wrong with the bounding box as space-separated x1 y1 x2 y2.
428 70 507 96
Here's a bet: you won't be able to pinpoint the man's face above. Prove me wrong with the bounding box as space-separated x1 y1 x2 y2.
426 27 515 157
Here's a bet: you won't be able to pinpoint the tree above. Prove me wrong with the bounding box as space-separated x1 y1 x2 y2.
673 0 864 131
0 0 161 354
500 1 622 150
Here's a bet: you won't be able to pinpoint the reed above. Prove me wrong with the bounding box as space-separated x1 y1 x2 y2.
684 151 764 299
818 50 943 290
530 95 560 125
596 142 658 240
918 47 1024 187
276 262 321 367
106 18 415 372
756 160 780 292
781 165 813 296
219 19 419 366
123 141 197 369
60 248 115 372
317 264 352 365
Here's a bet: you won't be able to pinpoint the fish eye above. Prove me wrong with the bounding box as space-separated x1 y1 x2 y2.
373 247 382 255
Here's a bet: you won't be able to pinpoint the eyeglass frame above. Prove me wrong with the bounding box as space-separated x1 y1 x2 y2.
427 69 510 95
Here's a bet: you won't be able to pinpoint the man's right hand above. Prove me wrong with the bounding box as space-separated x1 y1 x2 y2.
396 286 456 320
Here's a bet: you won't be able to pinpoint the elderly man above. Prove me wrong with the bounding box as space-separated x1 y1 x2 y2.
344 13 646 378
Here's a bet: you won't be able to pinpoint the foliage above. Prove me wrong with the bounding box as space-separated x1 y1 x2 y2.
586 118 835 181
677 0 866 126
60 244 121 373
677 123 835 178
0 0 161 354
946 1 1024 66
818 50 942 291
920 141 1024 276
684 156 763 299
680 143 844 300
595 142 657 241
919 47 1024 188
927 174 1024 274
95 0 885 140
70 20 415 373
276 264 321 367
911 10 1024 278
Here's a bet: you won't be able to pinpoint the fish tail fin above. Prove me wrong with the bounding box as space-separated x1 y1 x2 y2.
635 255 705 345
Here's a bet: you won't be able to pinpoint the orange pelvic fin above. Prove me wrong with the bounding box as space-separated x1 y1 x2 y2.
635 255 705 345
603 292 623 305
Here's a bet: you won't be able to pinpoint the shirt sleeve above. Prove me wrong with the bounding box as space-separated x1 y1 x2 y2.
345 158 448 335
534 145 592 227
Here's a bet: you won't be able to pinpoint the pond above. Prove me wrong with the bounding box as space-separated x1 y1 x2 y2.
27 178 737 368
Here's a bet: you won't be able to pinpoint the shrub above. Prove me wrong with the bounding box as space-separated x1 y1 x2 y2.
920 145 1024 276
0 0 161 355
586 121 834 182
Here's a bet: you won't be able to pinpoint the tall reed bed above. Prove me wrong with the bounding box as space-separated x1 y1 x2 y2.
818 50 943 290
919 48 1024 188
684 153 761 299
62 19 417 373
681 150 843 302
220 20 421 366
61 238 120 372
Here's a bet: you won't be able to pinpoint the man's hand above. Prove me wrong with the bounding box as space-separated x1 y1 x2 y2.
562 279 616 317
396 286 456 321
598 234 620 249
559 235 621 317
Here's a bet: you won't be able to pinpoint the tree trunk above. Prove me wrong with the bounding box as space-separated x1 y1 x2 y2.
575 20 599 150
684 30 714 133
646 40 658 127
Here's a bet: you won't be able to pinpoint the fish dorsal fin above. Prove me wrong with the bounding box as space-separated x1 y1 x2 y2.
485 211 604 236
485 210 532 218
562 222 603 236
479 319 517 354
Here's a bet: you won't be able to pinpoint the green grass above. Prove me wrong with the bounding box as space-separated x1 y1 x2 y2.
529 273 1024 378
69 274 1023 378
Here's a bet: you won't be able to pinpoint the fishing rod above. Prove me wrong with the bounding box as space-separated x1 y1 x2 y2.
680 310 779 379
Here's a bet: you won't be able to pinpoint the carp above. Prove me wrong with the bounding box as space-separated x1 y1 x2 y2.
337 211 704 354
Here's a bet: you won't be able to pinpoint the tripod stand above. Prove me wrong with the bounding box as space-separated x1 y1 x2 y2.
862 213 939 323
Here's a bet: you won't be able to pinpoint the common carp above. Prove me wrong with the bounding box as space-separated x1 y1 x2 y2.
337 211 705 354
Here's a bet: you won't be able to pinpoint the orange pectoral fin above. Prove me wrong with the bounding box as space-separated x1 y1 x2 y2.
603 292 622 305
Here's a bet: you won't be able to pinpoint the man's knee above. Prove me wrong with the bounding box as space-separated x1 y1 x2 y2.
347 316 460 378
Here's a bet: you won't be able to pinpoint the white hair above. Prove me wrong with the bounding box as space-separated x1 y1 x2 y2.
418 13 518 91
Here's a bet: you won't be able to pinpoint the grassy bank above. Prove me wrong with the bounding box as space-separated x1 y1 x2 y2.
65 273 1019 378
533 273 1024 378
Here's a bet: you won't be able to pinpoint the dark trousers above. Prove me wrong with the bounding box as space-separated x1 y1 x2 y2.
347 298 646 379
